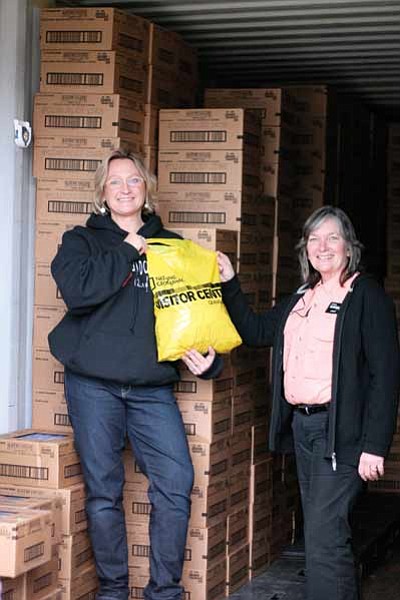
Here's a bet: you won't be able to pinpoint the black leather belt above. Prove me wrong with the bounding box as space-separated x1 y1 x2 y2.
292 403 330 415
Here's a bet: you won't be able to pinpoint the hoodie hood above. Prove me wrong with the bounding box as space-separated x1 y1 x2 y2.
86 212 165 239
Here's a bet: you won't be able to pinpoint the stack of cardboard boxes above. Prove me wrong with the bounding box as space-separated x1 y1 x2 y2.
145 24 199 172
203 86 334 300
0 429 90 599
370 123 400 495
153 107 275 591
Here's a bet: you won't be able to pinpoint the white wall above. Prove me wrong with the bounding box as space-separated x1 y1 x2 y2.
0 0 38 433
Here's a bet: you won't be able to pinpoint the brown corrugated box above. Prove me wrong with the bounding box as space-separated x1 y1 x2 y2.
175 363 233 402
32 348 65 396
0 429 82 489
36 184 93 224
58 530 94 580
0 493 62 546
158 108 261 151
33 135 138 179
24 544 59 600
0 574 25 600
33 93 144 143
40 7 150 62
177 396 232 443
156 189 263 232
184 521 227 572
157 149 260 192
0 482 87 537
58 564 98 600
226 544 250 594
0 506 53 578
40 50 148 101
32 392 71 434
181 560 226 600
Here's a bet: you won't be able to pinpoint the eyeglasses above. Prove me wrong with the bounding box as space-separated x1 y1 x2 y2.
106 176 144 189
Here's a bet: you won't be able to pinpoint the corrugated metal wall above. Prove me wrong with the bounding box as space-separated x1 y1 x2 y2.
57 0 400 119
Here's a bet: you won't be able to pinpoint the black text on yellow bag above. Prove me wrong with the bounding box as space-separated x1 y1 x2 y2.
146 238 242 361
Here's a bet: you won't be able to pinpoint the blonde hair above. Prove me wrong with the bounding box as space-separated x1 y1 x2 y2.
93 148 156 215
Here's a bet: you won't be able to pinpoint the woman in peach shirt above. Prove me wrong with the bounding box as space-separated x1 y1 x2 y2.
218 206 399 600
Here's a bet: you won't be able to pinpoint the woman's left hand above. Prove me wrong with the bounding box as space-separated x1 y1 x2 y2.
181 347 216 376
358 452 385 481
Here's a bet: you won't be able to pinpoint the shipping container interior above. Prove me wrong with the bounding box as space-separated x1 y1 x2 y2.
1 1 400 598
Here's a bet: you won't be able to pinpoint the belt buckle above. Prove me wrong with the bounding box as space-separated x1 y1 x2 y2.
304 405 311 415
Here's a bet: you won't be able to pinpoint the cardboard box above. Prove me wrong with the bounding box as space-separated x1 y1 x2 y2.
190 480 229 529
0 507 53 577
58 530 94 580
0 483 87 535
226 544 250 594
189 439 230 487
229 431 252 475
0 574 25 600
169 228 238 258
126 520 151 569
0 430 82 490
36 185 94 224
32 392 71 434
184 521 227 572
58 564 98 600
123 484 151 524
226 505 249 554
34 268 66 310
228 466 250 511
40 50 148 101
0 482 86 537
250 459 273 505
25 544 59 600
0 493 62 546
156 189 264 232
159 108 260 152
177 396 232 443
204 87 295 127
175 363 233 402
33 93 144 144
32 348 65 395
144 104 159 146
33 135 136 179
157 149 260 192
147 66 197 109
181 560 226 600
149 23 181 74
40 7 150 61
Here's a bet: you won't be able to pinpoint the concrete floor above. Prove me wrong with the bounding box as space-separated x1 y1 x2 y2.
229 549 400 600
230 492 400 600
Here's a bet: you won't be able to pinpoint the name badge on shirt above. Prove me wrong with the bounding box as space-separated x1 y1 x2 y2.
326 301 342 314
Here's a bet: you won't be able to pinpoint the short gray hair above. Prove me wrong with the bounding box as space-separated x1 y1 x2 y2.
296 206 363 286
93 148 156 215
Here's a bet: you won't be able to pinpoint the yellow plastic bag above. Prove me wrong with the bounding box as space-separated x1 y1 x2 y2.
146 238 242 361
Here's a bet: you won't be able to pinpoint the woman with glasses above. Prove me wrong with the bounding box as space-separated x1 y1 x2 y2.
218 205 399 600
49 148 221 600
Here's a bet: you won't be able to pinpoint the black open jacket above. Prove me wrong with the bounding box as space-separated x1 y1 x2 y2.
222 273 400 466
49 212 222 385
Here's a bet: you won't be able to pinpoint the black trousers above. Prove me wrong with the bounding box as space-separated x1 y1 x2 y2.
292 409 363 600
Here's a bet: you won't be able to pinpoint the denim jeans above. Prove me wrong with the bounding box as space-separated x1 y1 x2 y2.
64 369 194 600
292 410 363 600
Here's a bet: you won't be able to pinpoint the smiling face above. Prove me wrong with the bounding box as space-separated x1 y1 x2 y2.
103 158 146 223
306 216 349 283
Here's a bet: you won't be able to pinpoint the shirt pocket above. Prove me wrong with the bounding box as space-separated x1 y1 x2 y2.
304 312 337 380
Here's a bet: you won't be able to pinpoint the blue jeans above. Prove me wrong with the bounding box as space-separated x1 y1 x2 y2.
64 369 194 600
292 410 363 600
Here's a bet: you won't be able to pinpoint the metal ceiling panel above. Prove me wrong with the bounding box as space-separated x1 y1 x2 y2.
55 0 400 119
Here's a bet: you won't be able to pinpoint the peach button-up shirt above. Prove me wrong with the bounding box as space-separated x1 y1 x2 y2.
283 273 358 405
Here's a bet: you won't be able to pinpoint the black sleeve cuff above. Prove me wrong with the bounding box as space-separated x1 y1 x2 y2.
198 354 224 380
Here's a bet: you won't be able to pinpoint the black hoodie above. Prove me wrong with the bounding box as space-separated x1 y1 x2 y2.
49 212 220 385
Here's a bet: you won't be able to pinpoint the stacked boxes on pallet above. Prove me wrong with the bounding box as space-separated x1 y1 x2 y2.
0 429 90 600
370 123 400 494
32 7 150 436
155 107 273 592
145 23 199 172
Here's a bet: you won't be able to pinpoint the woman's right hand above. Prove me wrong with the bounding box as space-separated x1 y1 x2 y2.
124 232 147 255
217 251 235 282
